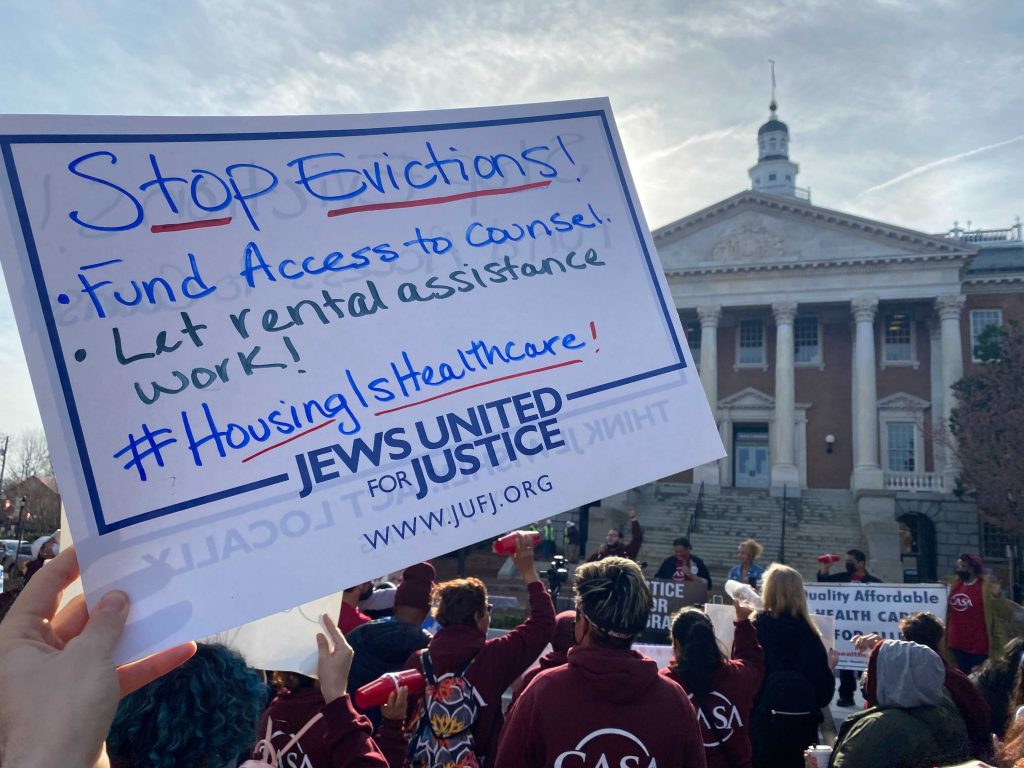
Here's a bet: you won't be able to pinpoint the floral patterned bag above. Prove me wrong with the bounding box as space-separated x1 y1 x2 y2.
409 649 485 767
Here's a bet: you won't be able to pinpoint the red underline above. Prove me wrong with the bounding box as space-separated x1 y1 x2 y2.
327 180 552 218
241 418 337 463
151 216 233 233
373 359 583 417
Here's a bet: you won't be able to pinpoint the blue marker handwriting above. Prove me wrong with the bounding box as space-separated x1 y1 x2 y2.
112 326 590 481
66 137 575 233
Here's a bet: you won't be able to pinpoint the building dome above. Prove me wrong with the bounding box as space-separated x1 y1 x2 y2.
748 98 800 197
758 117 788 135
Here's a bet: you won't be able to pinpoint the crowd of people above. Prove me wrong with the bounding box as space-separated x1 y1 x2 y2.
2 515 1024 768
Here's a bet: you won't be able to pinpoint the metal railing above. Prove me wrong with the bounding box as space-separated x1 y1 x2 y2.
686 481 705 538
943 222 1023 243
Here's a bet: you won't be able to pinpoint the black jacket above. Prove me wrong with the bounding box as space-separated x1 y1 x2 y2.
751 612 836 768
753 612 835 707
346 617 431 727
816 569 882 584
655 553 712 590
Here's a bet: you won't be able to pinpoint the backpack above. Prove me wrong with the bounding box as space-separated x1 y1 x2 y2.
408 649 485 768
752 668 821 756
242 712 323 768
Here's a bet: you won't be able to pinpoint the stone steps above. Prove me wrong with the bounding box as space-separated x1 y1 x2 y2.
479 483 864 606
629 484 863 588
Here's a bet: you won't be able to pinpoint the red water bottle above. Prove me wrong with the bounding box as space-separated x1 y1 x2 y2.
817 553 842 564
492 530 541 555
355 669 426 709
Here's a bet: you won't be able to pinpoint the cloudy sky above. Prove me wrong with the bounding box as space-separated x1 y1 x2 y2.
1 0 1022 437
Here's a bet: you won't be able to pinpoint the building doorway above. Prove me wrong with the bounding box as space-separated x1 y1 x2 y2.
897 509 937 582
734 424 770 488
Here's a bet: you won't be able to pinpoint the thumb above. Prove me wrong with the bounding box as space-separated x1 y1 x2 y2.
78 590 130 655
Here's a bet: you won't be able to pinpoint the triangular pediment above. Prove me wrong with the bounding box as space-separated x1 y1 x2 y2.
877 392 931 411
719 387 774 409
653 191 973 274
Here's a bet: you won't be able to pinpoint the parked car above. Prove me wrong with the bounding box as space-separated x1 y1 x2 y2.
1 540 32 575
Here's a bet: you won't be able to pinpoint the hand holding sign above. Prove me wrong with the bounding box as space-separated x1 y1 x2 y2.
0 548 196 767
0 101 723 662
317 614 354 705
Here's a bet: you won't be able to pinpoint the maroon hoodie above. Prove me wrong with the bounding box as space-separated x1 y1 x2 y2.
403 580 555 763
661 619 765 768
494 644 707 768
512 610 577 705
258 688 405 768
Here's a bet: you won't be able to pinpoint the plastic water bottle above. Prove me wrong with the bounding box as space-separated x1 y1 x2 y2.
724 579 764 611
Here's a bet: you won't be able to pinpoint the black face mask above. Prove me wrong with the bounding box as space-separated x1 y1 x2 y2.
956 570 972 582
845 562 857 575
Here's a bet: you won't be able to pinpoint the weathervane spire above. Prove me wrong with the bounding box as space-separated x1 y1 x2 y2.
769 59 778 114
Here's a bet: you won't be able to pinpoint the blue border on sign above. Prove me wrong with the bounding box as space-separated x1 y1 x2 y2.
1 109 687 535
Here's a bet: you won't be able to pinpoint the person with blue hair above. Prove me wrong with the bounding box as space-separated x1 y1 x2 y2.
106 643 268 768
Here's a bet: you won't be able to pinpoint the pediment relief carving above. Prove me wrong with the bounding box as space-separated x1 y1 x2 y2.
655 194 972 274
877 392 931 412
711 218 785 263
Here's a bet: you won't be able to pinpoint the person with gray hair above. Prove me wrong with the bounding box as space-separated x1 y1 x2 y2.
823 638 970 768
494 556 706 768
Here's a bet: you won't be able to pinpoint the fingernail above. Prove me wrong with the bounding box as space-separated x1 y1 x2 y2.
98 590 128 613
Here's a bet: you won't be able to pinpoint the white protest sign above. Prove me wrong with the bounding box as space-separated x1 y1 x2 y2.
805 583 947 670
704 604 835 659
0 100 723 662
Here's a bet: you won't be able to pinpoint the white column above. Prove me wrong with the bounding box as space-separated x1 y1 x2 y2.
851 297 884 490
928 320 945 475
936 295 966 485
694 305 722 491
696 305 721 408
771 301 800 492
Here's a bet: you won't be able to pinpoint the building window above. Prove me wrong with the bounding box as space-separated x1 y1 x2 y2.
981 521 1012 562
785 174 791 181
769 138 777 150
794 316 821 365
768 173 777 181
971 309 1003 361
886 422 916 472
883 312 914 363
685 320 702 366
737 319 765 366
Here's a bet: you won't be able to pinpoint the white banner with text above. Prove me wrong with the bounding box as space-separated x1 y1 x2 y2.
0 100 723 661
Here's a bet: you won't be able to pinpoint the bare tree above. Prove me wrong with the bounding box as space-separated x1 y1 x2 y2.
4 429 53 487
950 323 1024 531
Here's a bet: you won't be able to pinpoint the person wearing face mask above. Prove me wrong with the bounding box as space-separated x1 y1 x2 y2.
816 549 881 708
21 532 58 586
586 505 643 562
816 549 880 586
945 553 1010 675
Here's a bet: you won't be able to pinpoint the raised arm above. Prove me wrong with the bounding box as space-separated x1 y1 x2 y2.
624 508 643 560
482 536 556 683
